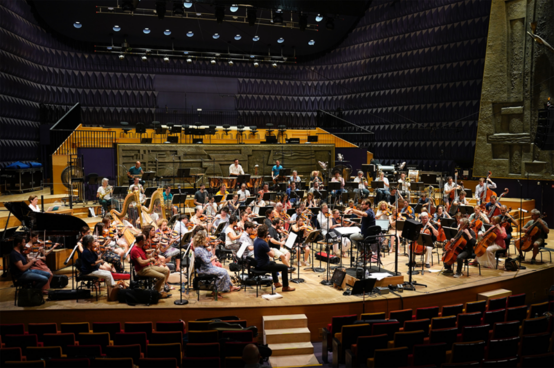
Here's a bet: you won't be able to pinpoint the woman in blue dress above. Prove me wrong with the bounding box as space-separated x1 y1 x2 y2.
193 232 240 294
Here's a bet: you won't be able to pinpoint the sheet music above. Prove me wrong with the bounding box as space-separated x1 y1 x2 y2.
334 227 361 235
237 242 250 258
284 232 297 249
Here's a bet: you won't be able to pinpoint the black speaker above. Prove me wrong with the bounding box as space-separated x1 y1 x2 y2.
403 219 423 241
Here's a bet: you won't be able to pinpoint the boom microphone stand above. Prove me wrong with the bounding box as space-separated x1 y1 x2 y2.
175 236 191 305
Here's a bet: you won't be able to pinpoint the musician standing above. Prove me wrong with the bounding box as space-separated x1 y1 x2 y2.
443 176 460 206
353 171 369 198
194 184 208 210
348 199 376 253
442 218 475 277
398 173 411 200
127 161 144 185
272 160 283 180
229 159 245 177
475 177 497 205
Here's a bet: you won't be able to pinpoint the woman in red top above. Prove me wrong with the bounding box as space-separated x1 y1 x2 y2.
475 216 507 268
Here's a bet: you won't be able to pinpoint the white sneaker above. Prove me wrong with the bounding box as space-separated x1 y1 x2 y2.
301 261 307 266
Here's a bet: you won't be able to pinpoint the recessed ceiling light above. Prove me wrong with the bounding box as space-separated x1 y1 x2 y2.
315 14 323 22
250 55 255 58
272 63 277 68
210 59 216 64
234 34 241 40
186 31 194 37
184 1 193 9
141 55 147 61
183 51 189 54
228 60 234 65
277 37 284 44
215 53 221 56
107 46 113 50
119 54 125 60
212 33 220 39
73 22 82 29
230 4 238 12
186 58 192 63
163 57 169 62
113 25 121 32
253 35 259 42
107 7 114 10
164 29 171 36
308 40 315 45
143 28 151 34
253 61 259 67
196 12 201 16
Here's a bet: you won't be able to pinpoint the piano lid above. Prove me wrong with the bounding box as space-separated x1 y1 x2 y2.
4 201 88 235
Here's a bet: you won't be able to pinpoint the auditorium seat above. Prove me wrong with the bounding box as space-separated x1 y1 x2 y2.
345 334 388 368
146 343 182 367
521 317 549 336
91 322 121 340
65 345 104 359
47 358 90 367
486 336 519 360
28 324 58 343
367 347 409 368
77 333 111 354
138 358 178 368
411 342 448 367
0 347 23 365
155 321 186 334
25 346 63 361
60 323 90 337
104 344 143 365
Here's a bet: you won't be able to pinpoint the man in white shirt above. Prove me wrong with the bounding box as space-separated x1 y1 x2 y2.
229 159 245 177
288 171 301 186
237 183 250 203
238 222 256 258
353 171 369 198
97 178 113 214
443 176 461 206
128 177 144 194
173 215 191 237
330 171 347 204
474 177 497 205
398 173 411 200
317 204 331 236
375 171 390 204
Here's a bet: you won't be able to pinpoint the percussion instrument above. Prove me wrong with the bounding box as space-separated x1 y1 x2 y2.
209 176 222 189
248 176 263 189
222 177 237 189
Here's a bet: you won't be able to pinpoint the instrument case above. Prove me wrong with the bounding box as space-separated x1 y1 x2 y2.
315 251 340 264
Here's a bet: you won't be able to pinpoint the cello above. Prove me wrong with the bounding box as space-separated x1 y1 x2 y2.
410 223 430 254
474 223 499 257
442 226 468 266
515 213 547 252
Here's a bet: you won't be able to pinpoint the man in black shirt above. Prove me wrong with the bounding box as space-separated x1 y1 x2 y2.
253 225 295 292
348 199 376 251
10 236 50 291
194 184 208 209
267 219 291 268
78 235 115 289
443 218 476 278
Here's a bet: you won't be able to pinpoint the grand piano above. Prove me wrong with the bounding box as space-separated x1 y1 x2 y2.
2 202 89 273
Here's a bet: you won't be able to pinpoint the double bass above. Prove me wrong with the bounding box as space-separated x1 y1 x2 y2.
487 188 509 220
442 227 468 266
479 171 497 207
515 213 547 252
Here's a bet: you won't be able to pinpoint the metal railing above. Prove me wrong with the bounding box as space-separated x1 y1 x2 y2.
54 130 116 156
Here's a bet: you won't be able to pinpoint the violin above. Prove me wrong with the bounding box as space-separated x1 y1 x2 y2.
515 213 547 252
442 227 468 266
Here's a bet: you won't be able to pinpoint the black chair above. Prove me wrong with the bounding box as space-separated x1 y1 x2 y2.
244 257 273 297
463 254 481 276
358 226 382 271
130 265 155 290
495 248 507 269
192 256 219 301
74 258 100 302
10 266 36 307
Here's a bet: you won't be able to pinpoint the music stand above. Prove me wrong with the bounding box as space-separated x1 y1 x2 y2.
214 195 224 203
443 227 458 240
277 183 287 192
328 182 342 207
371 181 384 189
142 171 156 181
244 197 256 207
174 237 191 305
286 208 296 217
351 277 376 296
262 192 272 202
214 222 227 237
396 220 408 256
173 194 187 212
236 175 251 186
441 218 457 228
458 205 474 216
415 233 434 276
144 187 157 198
280 168 291 177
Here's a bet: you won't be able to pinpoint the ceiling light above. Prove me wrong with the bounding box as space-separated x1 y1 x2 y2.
326 17 334 30
273 9 283 24
173 1 184 15
234 34 241 40
183 1 193 9
141 56 147 61
186 31 194 37
196 12 201 16
183 51 189 54
299 13 308 31
119 54 125 60
107 46 113 50
247 7 257 26
163 57 169 62
186 58 192 63
164 29 171 36
155 0 166 19
277 37 284 44
73 22 82 29
210 59 216 64
253 61 259 67
215 5 225 23
143 28 151 34
228 60 234 65
212 33 220 39
230 4 238 12
113 25 121 32
107 7 114 10
272 63 277 68
253 35 259 42
315 14 323 22
250 55 255 58
308 40 315 45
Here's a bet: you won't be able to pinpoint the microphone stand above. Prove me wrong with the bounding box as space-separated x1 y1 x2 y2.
393 190 401 276
175 238 191 305
64 243 81 290
516 180 526 270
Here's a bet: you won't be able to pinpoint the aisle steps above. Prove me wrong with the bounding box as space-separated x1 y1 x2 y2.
264 314 321 368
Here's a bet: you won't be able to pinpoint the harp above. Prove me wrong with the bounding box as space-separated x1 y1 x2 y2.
110 191 141 244
141 188 165 229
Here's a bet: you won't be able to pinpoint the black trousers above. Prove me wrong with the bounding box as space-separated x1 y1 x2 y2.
258 261 289 288
445 250 470 274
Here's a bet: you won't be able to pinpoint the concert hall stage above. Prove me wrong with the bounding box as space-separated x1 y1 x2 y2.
1 245 552 342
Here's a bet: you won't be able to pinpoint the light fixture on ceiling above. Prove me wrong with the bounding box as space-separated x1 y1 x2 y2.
119 54 125 60
253 61 259 67
308 39 315 46
326 17 334 30
155 0 166 19
186 31 194 37
73 22 82 29
273 9 283 24
215 5 225 23
107 46 113 50
315 14 323 22
186 57 192 63
173 1 184 16
252 35 259 42
183 0 193 9
250 55 255 58
163 57 169 62
143 28 151 34
272 63 277 68
212 33 220 39
113 25 121 32
234 34 241 40
299 13 308 31
247 7 257 26
183 51 189 54
210 59 216 64
228 60 234 65
230 4 238 12
277 37 284 44
141 55 147 61
164 29 171 36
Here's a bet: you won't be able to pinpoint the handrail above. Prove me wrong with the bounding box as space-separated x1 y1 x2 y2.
317 109 374 135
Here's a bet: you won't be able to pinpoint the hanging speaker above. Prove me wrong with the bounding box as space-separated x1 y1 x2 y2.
403 219 423 241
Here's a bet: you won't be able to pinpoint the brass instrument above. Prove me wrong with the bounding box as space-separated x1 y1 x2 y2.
99 185 113 200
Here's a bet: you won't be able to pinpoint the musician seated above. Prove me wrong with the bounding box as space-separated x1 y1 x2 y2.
417 193 430 210
376 201 391 220
289 170 301 186
79 235 116 292
398 173 411 199
157 220 182 271
97 178 113 214
317 204 331 236
474 216 506 268
163 186 178 215
289 206 304 225
330 171 347 203
238 222 256 258
310 170 322 188
407 212 437 269
287 182 299 204
400 199 414 220
244 206 257 222
353 171 369 198
129 177 144 194
291 216 311 266
388 208 401 252
93 223 123 273
499 205 516 249
455 191 469 206
374 171 391 204
434 205 452 221
304 192 318 208
330 209 351 257
28 195 53 213
468 206 488 236
272 203 285 221
388 188 403 206
24 233 58 293
258 184 270 202
194 231 241 295
130 235 171 298
227 194 241 215
216 184 229 197
204 196 218 217
10 236 50 294
268 219 291 267
237 184 250 204
210 208 230 234
224 215 243 254
127 161 144 185
308 181 323 197
443 218 476 278
519 209 549 264
229 159 245 177
254 225 295 292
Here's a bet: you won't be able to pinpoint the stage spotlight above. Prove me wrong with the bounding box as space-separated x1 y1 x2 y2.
212 33 220 39
186 57 192 63
277 37 284 44
210 59 216 64
299 13 308 31
326 17 334 30
155 0 166 19
173 1 184 16
164 29 171 36
273 9 283 24
272 63 277 68
113 25 121 32
308 39 315 46
141 55 147 61
253 61 259 67
253 35 259 41
315 14 323 22
228 60 234 65
184 0 193 9
186 31 194 37
230 4 238 12
73 21 82 29
163 56 169 62
122 0 138 13
119 54 125 60
143 28 151 34
247 7 257 26
234 34 241 40
215 6 225 23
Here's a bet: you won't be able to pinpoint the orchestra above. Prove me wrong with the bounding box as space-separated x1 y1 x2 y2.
7 155 551 305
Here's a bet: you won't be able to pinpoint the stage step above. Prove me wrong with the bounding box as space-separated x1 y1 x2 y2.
269 353 321 368
263 314 308 330
264 327 311 344
267 342 314 357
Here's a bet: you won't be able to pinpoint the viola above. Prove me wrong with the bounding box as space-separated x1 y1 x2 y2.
515 213 547 252
442 228 468 266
